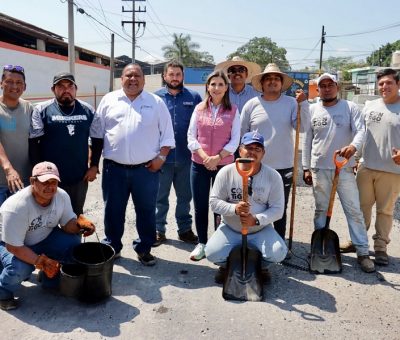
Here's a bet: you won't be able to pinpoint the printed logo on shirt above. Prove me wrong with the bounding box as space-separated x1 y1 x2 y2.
67 124 75 136
51 115 88 122
312 116 328 127
367 111 384 123
28 216 44 232
0 116 16 131
183 101 194 106
231 187 243 200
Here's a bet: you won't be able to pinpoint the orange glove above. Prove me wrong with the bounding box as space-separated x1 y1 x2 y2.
35 254 60 279
77 214 96 237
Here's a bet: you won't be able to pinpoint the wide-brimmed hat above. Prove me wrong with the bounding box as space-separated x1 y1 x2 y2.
215 56 261 82
251 63 293 93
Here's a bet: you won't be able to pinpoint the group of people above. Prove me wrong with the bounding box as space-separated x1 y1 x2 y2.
0 55 399 310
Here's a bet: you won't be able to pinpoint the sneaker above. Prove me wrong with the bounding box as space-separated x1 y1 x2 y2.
374 251 389 265
358 255 376 273
190 243 206 261
137 252 157 266
178 230 199 244
152 232 167 247
0 297 19 311
340 240 356 253
214 267 226 284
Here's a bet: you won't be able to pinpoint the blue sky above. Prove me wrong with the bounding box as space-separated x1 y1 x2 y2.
2 0 400 69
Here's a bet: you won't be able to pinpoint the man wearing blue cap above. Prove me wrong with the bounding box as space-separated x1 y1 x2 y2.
205 131 287 283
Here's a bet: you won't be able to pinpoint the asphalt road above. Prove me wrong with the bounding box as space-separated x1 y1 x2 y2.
1 168 399 340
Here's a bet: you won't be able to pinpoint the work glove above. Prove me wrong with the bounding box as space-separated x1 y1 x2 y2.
35 254 60 279
77 214 96 237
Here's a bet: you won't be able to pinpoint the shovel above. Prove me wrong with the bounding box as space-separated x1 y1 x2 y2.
222 158 263 302
310 151 348 274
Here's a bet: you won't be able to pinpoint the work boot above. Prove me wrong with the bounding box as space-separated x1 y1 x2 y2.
137 252 157 266
374 251 389 266
214 267 227 284
340 240 356 253
357 255 375 273
178 230 199 244
152 232 167 247
0 297 19 311
261 268 272 285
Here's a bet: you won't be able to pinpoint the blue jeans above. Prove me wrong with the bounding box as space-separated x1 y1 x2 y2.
0 186 11 206
311 167 369 256
156 162 192 235
190 162 222 244
205 223 287 266
0 228 81 300
101 159 159 254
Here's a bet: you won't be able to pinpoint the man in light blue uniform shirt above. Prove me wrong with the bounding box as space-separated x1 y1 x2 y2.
154 60 202 246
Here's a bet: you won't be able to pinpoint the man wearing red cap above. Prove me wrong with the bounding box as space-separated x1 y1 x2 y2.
0 161 95 310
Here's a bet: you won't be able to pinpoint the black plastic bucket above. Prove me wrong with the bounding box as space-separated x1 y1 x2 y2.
72 242 115 303
60 263 86 298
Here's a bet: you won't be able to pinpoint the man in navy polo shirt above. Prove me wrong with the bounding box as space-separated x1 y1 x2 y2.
153 60 202 246
29 72 99 216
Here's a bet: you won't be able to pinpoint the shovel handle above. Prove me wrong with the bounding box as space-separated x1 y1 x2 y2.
235 158 255 236
333 151 348 170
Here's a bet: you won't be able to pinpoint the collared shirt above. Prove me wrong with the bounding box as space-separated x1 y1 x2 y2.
92 89 175 165
229 84 260 113
154 86 202 164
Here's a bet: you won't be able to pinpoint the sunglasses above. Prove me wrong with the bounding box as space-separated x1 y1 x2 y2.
228 66 247 74
3 65 25 74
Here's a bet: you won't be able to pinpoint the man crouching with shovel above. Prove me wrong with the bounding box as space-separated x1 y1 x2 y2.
205 131 287 296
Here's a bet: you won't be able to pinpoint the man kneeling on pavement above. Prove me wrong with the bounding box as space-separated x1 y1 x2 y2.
205 131 287 283
0 161 95 310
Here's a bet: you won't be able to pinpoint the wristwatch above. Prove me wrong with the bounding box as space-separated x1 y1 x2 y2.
157 155 167 162
255 217 260 226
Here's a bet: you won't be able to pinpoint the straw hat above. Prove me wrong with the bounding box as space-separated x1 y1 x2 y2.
215 56 261 82
251 63 293 93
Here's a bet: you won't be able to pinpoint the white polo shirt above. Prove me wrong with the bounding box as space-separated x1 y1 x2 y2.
93 89 175 165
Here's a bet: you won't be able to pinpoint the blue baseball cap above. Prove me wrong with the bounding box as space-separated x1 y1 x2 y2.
241 131 265 147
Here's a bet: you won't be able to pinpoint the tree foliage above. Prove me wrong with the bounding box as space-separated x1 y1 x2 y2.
162 33 214 67
367 40 400 67
316 56 367 80
227 37 289 70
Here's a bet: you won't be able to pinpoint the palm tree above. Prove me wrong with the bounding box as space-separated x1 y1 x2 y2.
162 33 214 67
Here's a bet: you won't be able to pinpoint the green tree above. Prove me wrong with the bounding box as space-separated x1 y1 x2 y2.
367 40 400 66
227 37 289 70
162 33 214 67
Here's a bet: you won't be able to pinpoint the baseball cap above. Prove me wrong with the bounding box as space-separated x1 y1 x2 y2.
32 162 61 182
241 131 265 147
53 72 76 86
317 73 337 86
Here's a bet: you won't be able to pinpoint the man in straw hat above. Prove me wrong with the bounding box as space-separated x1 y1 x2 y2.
215 56 261 112
0 161 95 310
240 63 310 241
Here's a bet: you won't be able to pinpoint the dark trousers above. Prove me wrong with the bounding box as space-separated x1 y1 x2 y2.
274 167 293 240
101 159 159 254
60 180 88 216
190 162 222 244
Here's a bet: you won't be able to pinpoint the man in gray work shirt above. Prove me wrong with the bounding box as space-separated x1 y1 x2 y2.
302 73 374 273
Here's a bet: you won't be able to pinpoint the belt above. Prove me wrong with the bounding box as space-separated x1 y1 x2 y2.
104 159 149 169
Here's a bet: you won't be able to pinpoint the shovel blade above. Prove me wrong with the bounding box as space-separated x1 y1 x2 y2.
310 228 342 274
223 246 263 301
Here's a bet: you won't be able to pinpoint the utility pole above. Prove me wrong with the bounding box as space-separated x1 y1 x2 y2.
68 0 75 75
318 25 326 75
121 0 146 63
110 33 115 92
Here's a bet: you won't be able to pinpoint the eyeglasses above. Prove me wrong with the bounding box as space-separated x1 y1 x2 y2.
3 65 25 74
228 66 247 74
